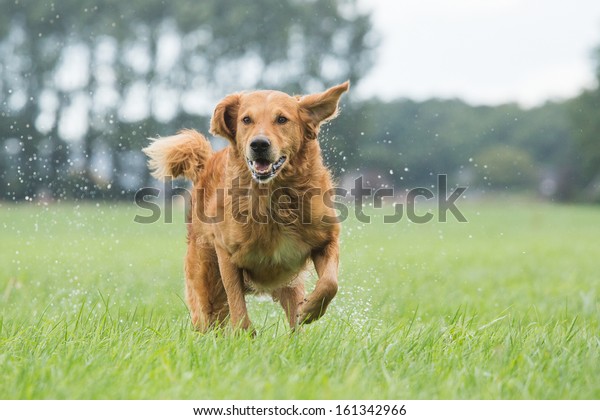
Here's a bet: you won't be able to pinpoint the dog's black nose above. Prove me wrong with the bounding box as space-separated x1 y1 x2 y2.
250 137 270 153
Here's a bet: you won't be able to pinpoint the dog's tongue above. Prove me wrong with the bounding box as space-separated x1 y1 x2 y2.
254 159 271 173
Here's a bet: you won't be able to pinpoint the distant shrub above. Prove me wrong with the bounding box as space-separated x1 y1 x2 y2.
474 145 538 190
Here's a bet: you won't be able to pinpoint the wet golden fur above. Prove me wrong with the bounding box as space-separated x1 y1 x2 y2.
143 82 349 331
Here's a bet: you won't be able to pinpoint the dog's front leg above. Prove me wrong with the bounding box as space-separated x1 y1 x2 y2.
299 241 339 324
215 245 252 331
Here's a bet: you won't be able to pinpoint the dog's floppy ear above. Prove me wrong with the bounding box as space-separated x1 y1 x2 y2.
298 81 350 140
210 93 241 143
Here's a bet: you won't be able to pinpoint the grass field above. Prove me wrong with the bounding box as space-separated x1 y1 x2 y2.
0 199 598 399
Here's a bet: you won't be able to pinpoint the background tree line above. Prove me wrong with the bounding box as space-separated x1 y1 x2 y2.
1 0 599 202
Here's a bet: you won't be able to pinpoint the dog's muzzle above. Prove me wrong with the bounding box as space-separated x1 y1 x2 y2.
247 155 287 182
246 136 287 182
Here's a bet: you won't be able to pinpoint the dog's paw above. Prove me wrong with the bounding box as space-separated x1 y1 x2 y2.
245 326 258 338
229 324 256 338
298 295 330 325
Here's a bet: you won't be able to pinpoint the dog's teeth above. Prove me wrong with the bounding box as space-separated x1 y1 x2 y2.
253 161 272 174
248 156 286 182
272 156 286 170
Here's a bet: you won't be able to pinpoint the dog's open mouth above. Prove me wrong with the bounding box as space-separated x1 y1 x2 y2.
247 156 287 182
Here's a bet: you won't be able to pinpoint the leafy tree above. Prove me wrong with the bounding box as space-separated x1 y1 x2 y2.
569 90 600 191
0 0 375 200
326 97 577 196
473 145 537 190
566 42 600 200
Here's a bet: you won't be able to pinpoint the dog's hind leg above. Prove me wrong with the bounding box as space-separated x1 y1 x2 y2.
185 239 228 332
272 282 305 329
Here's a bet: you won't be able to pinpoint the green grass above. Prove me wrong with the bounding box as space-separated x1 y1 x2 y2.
0 199 599 399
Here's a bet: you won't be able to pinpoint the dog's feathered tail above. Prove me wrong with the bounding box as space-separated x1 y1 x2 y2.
143 129 213 183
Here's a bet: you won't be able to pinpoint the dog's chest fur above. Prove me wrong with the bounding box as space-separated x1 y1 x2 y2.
231 223 312 292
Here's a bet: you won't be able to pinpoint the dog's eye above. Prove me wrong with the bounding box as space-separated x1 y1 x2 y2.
242 116 252 125
276 115 288 125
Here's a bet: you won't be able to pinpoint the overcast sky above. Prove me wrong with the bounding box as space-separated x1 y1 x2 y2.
355 0 600 107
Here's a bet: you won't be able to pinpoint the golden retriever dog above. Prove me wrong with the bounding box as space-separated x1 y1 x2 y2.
143 81 349 332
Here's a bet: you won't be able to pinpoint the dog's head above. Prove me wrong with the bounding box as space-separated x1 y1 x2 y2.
210 81 349 183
